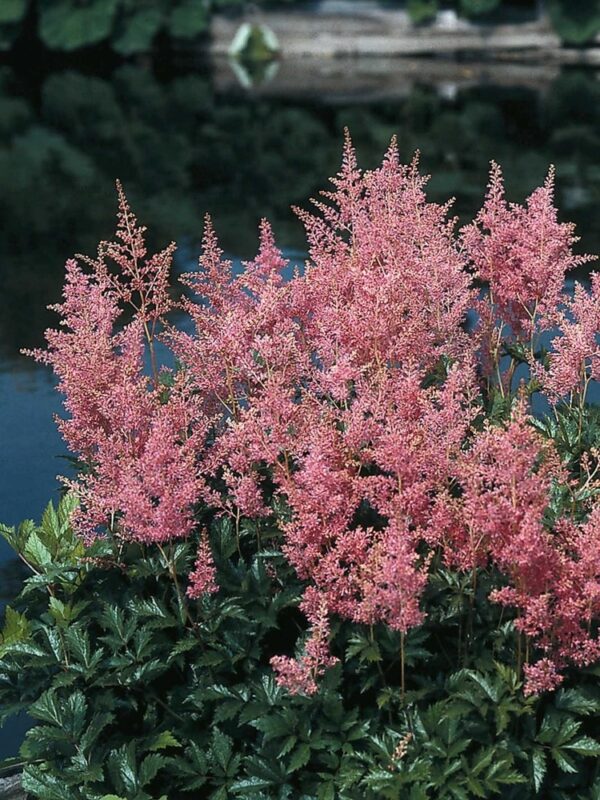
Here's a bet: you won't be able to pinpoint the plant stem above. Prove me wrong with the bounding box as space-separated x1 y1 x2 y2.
400 630 406 701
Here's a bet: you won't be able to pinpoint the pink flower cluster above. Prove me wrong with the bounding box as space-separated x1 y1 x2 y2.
462 162 589 338
534 273 600 402
33 133 600 695
271 591 338 695
458 400 600 692
28 191 204 544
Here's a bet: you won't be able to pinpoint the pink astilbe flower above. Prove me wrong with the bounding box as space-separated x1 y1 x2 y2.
93 180 175 324
462 162 591 339
71 395 201 544
28 190 202 545
270 593 338 696
523 658 563 695
295 132 475 376
173 136 482 690
167 214 304 519
534 274 600 402
458 398 600 692
523 509 600 687
27 259 135 455
457 398 564 577
353 522 429 633
187 529 218 598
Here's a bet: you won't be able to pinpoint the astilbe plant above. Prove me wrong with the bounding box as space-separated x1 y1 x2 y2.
26 131 600 696
4 132 600 798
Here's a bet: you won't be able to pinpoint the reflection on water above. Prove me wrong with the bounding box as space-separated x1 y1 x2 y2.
1 54 600 757
0 369 65 528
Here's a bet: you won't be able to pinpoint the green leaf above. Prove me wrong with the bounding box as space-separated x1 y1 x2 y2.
0 0 26 24
108 742 139 795
169 0 208 38
148 730 182 751
288 743 311 772
29 690 62 726
22 766 77 800
39 0 119 51
231 776 273 793
466 670 500 703
532 749 546 793
212 729 237 774
551 747 578 773
554 687 600 716
113 6 164 55
23 531 52 568
317 783 336 800
80 712 115 754
564 735 600 757
139 752 167 786
0 606 30 649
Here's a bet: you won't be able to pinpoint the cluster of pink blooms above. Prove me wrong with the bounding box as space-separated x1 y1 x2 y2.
28 189 205 544
534 273 600 402
33 132 600 695
271 589 339 695
187 529 218 598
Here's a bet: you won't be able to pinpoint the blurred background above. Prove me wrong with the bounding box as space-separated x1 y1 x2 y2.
2 0 600 757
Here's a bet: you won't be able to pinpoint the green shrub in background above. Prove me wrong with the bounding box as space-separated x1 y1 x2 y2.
1 494 600 799
1 0 211 53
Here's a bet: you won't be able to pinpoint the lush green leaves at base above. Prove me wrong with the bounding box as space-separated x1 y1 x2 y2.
1 495 599 798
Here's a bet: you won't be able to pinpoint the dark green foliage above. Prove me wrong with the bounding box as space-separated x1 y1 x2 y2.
406 0 438 25
1 495 599 798
459 0 501 16
548 0 600 45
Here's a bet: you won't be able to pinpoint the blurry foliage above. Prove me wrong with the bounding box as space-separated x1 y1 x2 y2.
406 0 438 24
1 496 600 798
2 63 600 362
0 0 599 52
0 0 214 53
548 0 600 45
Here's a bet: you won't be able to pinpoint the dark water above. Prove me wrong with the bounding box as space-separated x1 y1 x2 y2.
2 53 600 758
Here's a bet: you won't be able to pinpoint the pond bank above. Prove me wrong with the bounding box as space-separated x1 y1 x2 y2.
209 3 600 64
0 775 24 800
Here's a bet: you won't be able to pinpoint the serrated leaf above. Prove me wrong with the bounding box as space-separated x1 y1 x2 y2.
564 735 600 756
0 606 30 645
29 690 61 726
80 712 114 754
555 687 600 716
22 766 77 800
139 752 167 786
551 748 578 774
231 777 273 793
288 743 311 772
211 728 233 773
108 742 138 795
23 532 52 567
148 730 182 751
